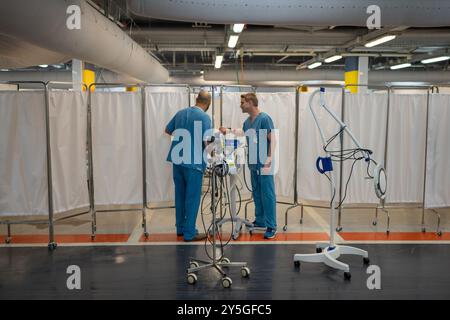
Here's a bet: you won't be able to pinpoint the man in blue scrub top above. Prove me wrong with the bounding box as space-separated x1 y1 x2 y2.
220 93 277 239
165 91 212 241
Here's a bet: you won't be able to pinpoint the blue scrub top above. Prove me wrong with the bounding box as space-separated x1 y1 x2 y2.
166 106 212 172
243 112 274 171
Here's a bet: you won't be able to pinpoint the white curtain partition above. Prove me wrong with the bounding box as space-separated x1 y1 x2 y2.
49 91 89 213
297 91 343 202
386 94 427 203
425 94 450 208
145 89 189 202
91 92 143 206
221 92 296 198
342 92 388 204
0 92 48 216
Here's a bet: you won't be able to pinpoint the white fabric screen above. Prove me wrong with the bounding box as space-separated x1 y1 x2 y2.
386 94 427 203
221 92 296 198
342 92 388 204
49 91 89 213
0 92 48 216
297 91 343 202
91 92 143 206
145 89 189 202
425 94 450 208
258 92 296 198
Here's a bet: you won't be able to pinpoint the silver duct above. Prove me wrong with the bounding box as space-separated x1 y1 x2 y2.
0 0 169 83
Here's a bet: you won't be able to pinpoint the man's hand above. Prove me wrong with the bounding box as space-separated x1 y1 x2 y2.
262 156 273 175
219 127 228 135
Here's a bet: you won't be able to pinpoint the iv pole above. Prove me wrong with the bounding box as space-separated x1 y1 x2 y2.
293 87 382 280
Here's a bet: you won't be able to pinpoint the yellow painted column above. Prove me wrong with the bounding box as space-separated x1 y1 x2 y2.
344 57 358 93
83 63 96 92
126 86 138 92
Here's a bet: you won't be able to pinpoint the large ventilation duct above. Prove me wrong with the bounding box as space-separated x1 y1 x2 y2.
127 0 450 27
0 0 169 83
204 69 450 84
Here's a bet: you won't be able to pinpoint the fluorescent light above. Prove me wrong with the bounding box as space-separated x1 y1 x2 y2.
324 55 342 63
232 24 245 33
364 35 396 48
215 55 223 69
39 64 49 68
421 56 450 64
390 63 411 70
228 35 239 48
308 62 322 69
200 70 204 74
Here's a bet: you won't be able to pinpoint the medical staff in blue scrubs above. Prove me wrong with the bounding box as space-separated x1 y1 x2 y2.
165 91 212 241
220 93 277 239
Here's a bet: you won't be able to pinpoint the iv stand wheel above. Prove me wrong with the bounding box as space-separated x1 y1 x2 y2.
421 227 426 233
220 257 230 264
283 225 287 232
294 261 300 268
241 267 250 278
187 273 197 285
316 248 322 253
336 226 343 232
222 276 232 288
372 220 378 226
189 261 199 269
344 272 351 280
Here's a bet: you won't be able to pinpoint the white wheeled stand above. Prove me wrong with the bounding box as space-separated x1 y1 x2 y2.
294 88 381 280
187 163 250 288
217 174 253 240
293 168 370 280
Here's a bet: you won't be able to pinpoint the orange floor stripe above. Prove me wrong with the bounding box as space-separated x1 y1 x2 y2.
339 232 450 241
0 234 130 244
139 232 329 242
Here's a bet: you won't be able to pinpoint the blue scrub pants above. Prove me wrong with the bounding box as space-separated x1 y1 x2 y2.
173 164 203 240
250 169 277 229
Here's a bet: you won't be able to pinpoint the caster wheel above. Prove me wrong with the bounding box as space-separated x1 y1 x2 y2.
187 273 197 285
421 227 426 233
220 257 230 264
283 226 287 232
241 267 250 278
344 272 351 280
48 243 57 251
5 238 11 244
300 219 303 224
189 261 199 269
363 257 370 265
336 226 343 232
222 277 232 288
386 230 390 235
316 248 323 253
437 231 442 237
294 261 300 268
144 232 149 238
372 221 377 226
249 231 253 236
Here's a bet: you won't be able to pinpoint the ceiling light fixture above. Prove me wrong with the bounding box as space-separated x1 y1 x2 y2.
215 55 224 69
228 35 239 48
390 63 411 70
421 56 450 64
308 62 322 69
232 24 245 33
364 35 396 48
324 55 342 63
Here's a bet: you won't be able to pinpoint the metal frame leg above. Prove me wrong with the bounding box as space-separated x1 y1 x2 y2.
283 202 300 232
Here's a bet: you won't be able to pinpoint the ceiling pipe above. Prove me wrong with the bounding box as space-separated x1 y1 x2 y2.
204 69 450 84
0 0 169 83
